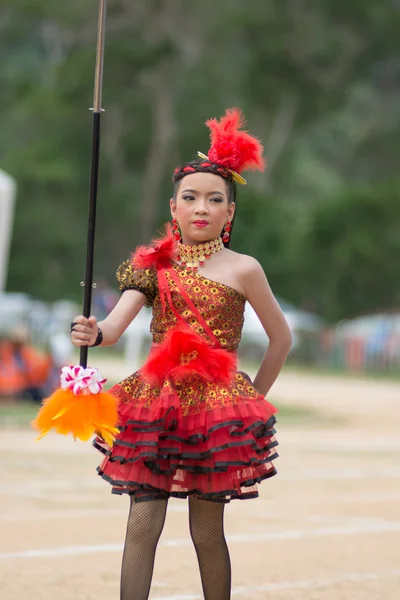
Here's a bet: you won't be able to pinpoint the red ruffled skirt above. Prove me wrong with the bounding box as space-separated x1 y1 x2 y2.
95 367 279 502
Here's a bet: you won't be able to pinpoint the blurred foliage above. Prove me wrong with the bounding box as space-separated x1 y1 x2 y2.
1 0 400 321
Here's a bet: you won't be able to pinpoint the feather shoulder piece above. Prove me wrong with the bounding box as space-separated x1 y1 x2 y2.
132 223 179 271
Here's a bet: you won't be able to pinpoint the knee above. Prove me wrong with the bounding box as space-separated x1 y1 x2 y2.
190 522 225 551
126 516 158 543
126 500 167 544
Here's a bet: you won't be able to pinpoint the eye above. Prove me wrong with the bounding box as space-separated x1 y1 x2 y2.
210 197 224 203
182 194 195 201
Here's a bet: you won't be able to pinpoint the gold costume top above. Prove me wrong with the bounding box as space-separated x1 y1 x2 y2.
113 259 266 418
117 260 245 351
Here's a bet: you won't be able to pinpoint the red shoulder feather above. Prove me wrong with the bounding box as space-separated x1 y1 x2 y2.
206 107 265 174
132 223 178 270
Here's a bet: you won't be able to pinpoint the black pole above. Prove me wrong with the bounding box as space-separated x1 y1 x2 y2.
80 113 101 368
79 0 107 369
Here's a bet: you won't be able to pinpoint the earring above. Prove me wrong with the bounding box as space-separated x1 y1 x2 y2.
222 221 231 243
172 218 180 240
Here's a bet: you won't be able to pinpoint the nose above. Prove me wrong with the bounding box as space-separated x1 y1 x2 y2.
194 197 209 215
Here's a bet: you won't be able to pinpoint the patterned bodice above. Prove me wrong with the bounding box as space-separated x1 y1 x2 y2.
117 260 246 352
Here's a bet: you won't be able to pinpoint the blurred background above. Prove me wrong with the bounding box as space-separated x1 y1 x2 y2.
1 3 400 600
1 0 399 404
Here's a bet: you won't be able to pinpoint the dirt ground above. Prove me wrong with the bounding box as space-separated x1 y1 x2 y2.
1 364 399 600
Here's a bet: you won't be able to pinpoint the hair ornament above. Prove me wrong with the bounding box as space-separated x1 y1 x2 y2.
197 108 265 185
197 151 247 185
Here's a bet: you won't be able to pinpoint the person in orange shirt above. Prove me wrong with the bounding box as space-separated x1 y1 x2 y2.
0 325 51 402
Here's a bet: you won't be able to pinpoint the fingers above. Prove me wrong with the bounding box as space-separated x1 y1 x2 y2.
70 315 98 347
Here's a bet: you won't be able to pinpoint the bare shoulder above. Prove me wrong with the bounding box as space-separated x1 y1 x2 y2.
225 250 264 279
205 249 266 298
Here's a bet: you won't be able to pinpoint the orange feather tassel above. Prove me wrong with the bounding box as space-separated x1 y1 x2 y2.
32 387 120 446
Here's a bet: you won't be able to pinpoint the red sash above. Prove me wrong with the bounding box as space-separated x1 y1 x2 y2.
141 266 236 387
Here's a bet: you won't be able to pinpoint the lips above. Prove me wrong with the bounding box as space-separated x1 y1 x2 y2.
193 220 209 227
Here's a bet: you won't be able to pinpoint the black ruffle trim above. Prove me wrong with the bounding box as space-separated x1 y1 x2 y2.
119 415 277 441
94 428 278 465
95 411 278 501
143 450 279 475
97 466 277 503
104 439 278 465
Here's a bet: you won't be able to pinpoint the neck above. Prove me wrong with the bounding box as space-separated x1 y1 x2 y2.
180 237 220 247
177 236 224 270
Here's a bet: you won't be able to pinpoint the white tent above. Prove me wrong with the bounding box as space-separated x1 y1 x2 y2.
0 169 17 293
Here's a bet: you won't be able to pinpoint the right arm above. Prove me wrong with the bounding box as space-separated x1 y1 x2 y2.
239 256 292 396
71 289 146 348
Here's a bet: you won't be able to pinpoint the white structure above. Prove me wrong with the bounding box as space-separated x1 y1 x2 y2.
0 170 17 292
124 308 152 372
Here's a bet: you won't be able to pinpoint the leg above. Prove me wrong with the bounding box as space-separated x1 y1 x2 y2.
188 496 231 600
120 496 169 600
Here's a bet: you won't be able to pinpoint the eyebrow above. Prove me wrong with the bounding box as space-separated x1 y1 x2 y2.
181 189 224 196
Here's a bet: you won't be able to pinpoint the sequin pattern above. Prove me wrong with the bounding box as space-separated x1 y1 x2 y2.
116 259 157 307
114 370 263 417
116 260 246 350
115 261 261 415
150 264 245 351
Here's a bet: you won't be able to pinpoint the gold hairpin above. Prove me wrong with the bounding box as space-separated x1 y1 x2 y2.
197 152 247 185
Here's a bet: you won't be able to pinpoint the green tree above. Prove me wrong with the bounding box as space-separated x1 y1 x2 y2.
295 181 400 321
1 0 399 319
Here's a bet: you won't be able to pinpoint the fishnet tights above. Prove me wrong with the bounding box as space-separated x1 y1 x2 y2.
120 497 168 600
189 496 231 600
120 495 231 600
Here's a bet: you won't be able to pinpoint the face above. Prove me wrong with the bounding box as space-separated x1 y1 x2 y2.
170 172 235 245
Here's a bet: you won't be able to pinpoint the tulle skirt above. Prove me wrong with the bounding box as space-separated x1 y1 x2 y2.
94 370 279 502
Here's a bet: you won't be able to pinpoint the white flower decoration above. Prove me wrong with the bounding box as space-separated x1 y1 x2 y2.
60 365 107 396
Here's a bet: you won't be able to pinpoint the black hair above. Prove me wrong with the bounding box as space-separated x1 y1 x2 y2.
172 160 237 248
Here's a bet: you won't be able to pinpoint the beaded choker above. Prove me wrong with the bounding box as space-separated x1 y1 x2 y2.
178 237 224 271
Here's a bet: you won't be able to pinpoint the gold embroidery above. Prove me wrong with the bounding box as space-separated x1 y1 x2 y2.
179 350 198 365
149 264 245 351
114 260 261 416
116 260 157 307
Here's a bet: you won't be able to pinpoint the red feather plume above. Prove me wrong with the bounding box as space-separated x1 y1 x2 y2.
132 223 178 271
206 108 265 174
141 322 236 387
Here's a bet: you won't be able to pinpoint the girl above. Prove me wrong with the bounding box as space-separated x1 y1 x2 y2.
71 108 292 600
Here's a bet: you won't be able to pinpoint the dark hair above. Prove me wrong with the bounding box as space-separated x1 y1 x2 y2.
172 160 237 248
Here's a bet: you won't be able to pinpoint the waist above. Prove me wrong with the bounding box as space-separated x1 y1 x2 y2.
143 322 237 386
150 325 240 353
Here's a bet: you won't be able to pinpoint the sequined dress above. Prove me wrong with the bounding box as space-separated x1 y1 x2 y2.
95 238 279 502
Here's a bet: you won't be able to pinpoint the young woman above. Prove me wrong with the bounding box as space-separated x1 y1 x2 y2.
71 108 292 600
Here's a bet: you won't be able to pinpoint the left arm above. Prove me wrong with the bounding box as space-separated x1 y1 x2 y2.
240 256 292 396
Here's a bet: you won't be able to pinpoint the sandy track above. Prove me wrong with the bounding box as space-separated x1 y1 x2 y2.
1 369 399 599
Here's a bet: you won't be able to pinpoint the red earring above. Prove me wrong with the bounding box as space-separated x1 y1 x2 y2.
222 221 231 243
172 218 180 240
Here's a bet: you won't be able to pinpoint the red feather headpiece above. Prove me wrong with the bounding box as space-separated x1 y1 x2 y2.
199 108 265 184
132 223 178 271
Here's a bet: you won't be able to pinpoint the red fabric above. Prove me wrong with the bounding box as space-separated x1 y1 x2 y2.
96 386 278 499
141 322 236 387
206 108 265 174
167 268 218 344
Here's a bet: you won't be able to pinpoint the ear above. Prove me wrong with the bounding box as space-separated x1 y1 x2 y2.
170 197 177 219
227 201 236 221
